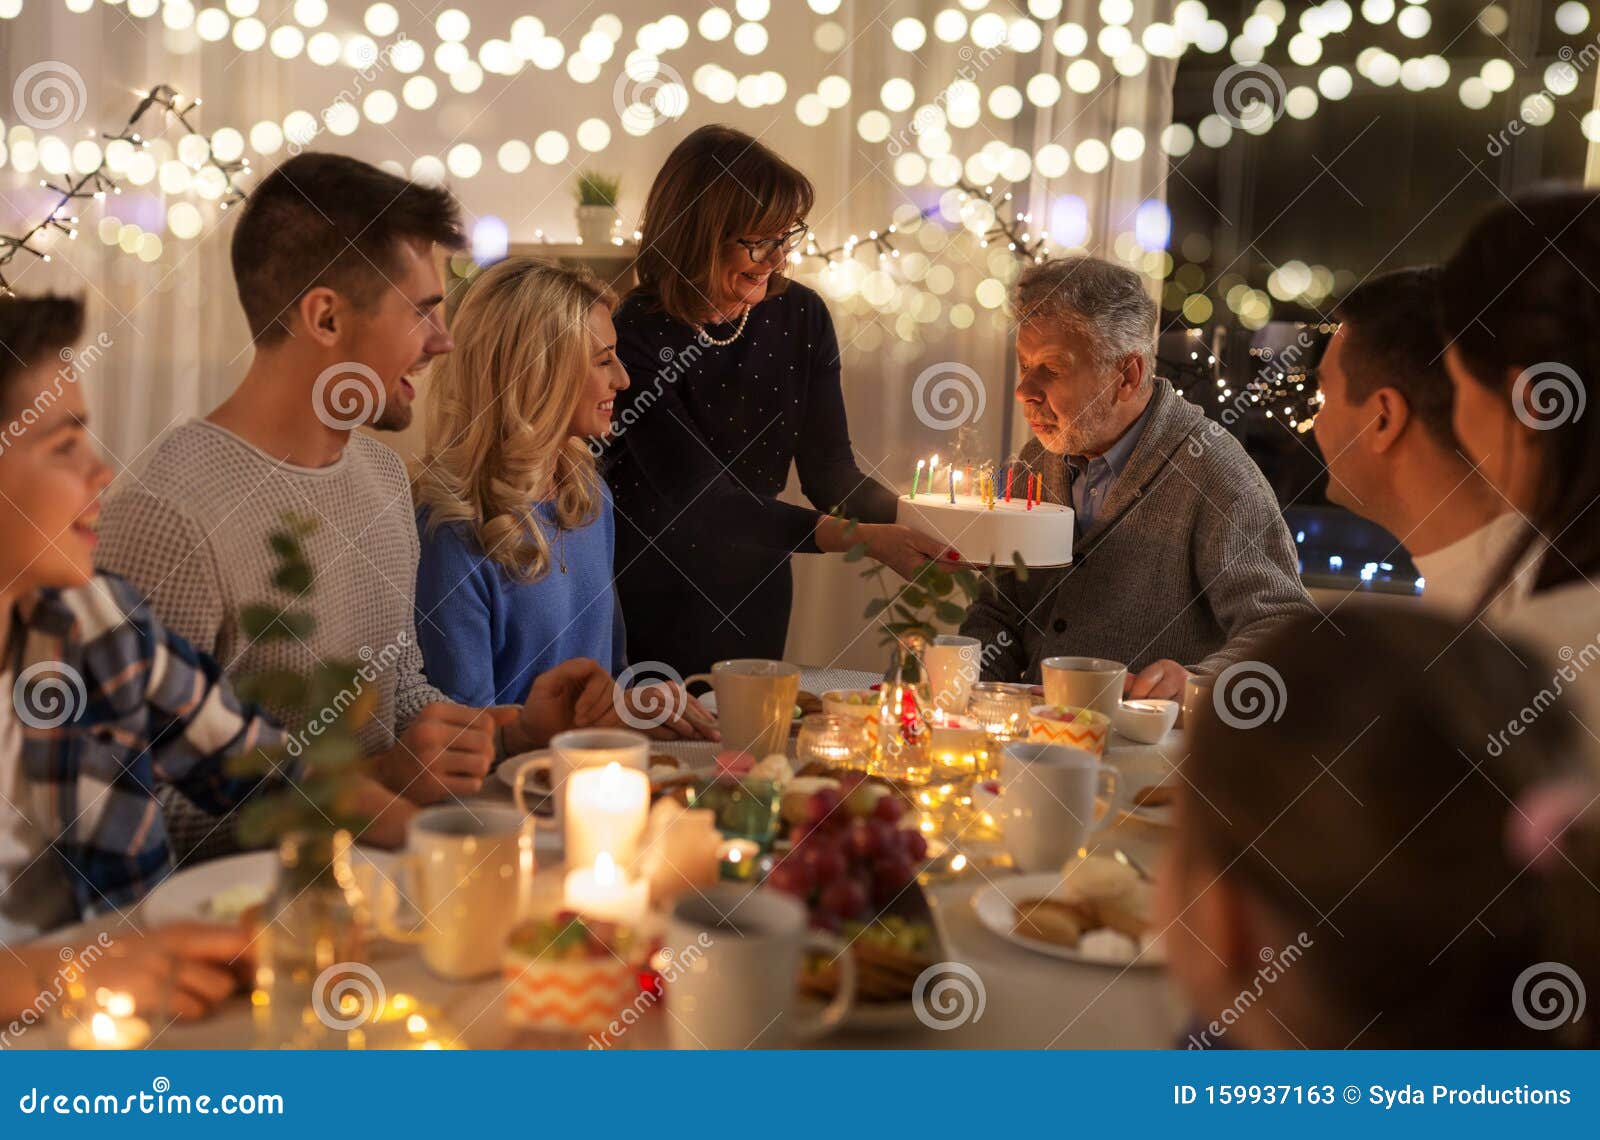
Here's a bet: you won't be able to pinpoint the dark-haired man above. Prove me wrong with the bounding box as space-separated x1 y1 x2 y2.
96 154 617 844
1312 267 1513 613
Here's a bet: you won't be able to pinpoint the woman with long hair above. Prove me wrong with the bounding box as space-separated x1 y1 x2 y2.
414 258 712 740
604 124 947 676
1439 187 1600 601
1437 187 1600 713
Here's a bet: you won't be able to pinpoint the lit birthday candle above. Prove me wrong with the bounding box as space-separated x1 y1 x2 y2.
949 467 961 504
1004 465 1014 502
910 458 924 499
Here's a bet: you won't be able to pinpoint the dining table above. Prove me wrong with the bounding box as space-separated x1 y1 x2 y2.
32 667 1190 1051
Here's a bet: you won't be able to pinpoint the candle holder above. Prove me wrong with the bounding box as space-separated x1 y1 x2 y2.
687 776 781 850
796 713 872 771
60 980 153 1050
968 682 1034 745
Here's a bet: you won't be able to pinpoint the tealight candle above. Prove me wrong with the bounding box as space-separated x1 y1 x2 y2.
67 990 150 1050
563 852 649 926
565 761 649 870
928 710 984 757
717 838 761 882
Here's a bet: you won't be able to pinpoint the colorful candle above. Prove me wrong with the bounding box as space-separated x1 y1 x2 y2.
1004 465 1014 502
948 465 955 503
1026 473 1035 511
911 458 924 499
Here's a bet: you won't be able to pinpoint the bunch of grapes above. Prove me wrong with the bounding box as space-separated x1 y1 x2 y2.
766 776 930 929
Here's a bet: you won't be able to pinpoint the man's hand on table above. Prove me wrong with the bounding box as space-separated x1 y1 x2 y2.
610 682 720 742
1125 659 1190 700
374 701 497 803
500 658 617 755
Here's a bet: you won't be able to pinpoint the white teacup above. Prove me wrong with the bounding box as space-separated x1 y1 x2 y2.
998 741 1117 872
511 728 650 827
925 634 982 713
664 885 855 1049
1041 656 1127 719
683 659 800 757
376 805 538 980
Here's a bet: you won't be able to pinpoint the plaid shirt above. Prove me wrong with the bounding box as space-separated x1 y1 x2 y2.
8 574 292 919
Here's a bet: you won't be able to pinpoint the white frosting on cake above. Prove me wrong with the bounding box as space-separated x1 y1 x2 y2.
897 493 1073 568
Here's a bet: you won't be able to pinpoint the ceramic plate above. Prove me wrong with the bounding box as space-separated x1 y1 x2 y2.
970 872 1164 968
141 848 398 926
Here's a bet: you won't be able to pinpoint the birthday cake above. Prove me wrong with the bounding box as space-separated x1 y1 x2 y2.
897 492 1073 568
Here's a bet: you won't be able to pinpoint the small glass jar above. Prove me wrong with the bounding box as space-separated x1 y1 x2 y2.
968 682 1035 745
252 829 370 1049
796 713 872 771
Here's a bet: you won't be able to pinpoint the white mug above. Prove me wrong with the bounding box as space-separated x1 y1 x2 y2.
511 728 650 828
925 634 982 713
376 805 538 980
683 659 800 757
998 741 1117 872
664 885 856 1049
1041 656 1127 719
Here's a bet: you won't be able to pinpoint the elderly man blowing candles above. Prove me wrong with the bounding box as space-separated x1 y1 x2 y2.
960 257 1315 698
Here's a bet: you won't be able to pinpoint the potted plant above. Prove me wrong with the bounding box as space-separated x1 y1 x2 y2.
574 170 622 246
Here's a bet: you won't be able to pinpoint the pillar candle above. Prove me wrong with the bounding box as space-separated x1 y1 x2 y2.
565 761 650 869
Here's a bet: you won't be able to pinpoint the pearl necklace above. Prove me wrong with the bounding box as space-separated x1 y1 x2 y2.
694 306 750 346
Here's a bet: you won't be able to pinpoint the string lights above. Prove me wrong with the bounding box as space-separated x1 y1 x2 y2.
0 83 249 296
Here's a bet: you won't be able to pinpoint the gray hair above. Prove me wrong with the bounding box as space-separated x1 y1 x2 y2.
1011 256 1157 380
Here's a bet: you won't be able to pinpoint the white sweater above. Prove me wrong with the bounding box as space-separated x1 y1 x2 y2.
95 420 445 754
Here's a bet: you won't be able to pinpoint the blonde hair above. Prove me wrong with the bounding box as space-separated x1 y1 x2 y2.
416 258 615 582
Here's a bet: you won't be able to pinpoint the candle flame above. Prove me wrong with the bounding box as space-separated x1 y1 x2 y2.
915 459 925 469
594 851 618 884
90 1012 116 1043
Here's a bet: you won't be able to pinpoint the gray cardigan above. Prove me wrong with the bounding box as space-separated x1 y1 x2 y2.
961 379 1314 681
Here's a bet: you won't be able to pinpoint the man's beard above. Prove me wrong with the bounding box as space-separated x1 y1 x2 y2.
371 400 413 432
1031 394 1118 456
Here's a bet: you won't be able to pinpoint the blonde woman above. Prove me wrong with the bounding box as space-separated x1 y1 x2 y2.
414 259 714 741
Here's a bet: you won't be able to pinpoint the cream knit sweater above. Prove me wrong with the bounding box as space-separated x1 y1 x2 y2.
95 420 445 756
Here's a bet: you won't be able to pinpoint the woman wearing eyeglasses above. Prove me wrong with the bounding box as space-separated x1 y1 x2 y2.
605 125 947 676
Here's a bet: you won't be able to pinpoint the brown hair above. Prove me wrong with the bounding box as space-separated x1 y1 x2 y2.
230 152 465 345
1182 606 1600 1048
1333 267 1459 449
0 293 83 414
632 124 813 325
1438 185 1600 600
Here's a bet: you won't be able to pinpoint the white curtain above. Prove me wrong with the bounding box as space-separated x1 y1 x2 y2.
2 0 1174 671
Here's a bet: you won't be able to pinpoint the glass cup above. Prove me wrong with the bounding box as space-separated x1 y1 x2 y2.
796 713 872 772
968 682 1036 747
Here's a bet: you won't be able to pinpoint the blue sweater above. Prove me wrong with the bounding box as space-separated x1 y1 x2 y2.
414 492 627 707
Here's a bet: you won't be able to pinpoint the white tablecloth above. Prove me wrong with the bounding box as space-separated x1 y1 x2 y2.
37 668 1189 1050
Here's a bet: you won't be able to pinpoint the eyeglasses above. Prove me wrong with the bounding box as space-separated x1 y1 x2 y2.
733 222 809 265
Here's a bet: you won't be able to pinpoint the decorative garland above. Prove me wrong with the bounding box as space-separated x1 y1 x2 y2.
0 84 249 297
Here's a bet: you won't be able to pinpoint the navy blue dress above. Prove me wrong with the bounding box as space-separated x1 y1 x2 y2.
605 281 897 676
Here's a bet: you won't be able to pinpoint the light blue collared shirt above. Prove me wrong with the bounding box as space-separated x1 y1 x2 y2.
1067 395 1154 535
